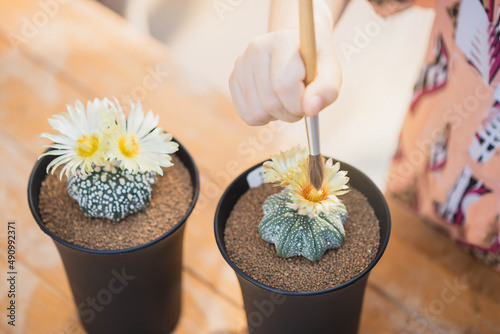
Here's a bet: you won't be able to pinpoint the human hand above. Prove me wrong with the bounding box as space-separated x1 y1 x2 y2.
229 23 341 126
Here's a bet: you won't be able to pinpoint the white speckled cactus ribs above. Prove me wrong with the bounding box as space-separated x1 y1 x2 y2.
259 189 347 262
67 164 157 222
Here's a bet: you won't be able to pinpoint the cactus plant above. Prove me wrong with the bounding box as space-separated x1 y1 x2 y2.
259 189 347 261
40 98 178 222
260 147 349 262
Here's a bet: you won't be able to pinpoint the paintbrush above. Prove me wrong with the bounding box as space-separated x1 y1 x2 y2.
299 0 324 189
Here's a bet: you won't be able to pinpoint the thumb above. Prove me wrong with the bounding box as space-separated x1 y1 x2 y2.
302 51 342 116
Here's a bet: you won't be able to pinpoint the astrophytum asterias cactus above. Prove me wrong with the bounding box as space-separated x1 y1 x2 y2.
68 163 156 222
259 147 349 261
40 98 179 222
259 189 347 261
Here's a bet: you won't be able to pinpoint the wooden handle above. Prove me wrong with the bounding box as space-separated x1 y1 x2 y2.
299 0 317 86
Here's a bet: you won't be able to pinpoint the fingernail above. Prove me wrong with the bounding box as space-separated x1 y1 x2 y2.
306 95 323 115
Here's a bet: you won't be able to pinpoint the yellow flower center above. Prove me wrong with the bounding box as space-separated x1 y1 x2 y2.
119 134 139 158
302 184 328 202
77 134 99 157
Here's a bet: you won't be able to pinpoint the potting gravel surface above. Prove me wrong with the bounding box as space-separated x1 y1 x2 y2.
39 155 193 250
224 183 380 292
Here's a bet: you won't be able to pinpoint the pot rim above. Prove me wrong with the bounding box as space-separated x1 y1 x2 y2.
214 159 391 296
27 137 200 255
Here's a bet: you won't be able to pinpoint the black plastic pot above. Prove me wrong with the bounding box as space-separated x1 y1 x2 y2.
28 139 199 334
214 159 391 334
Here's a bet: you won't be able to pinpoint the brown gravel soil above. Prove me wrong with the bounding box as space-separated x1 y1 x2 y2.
224 183 380 292
38 154 193 251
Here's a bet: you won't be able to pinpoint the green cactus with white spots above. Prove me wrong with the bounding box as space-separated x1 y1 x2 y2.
67 163 157 222
259 189 347 262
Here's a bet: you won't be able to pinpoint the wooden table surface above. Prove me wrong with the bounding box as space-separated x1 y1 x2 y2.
0 1 499 333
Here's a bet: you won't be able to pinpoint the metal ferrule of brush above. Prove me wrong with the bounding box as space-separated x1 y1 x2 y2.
305 116 321 156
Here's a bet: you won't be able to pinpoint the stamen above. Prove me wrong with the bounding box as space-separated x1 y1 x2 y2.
77 134 99 157
302 184 328 202
119 134 139 158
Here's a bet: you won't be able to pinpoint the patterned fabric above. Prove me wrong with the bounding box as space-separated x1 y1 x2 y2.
382 0 500 269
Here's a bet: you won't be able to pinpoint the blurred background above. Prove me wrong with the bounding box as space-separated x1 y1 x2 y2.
97 0 435 189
